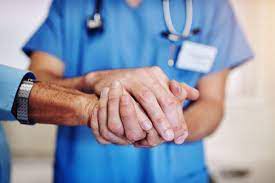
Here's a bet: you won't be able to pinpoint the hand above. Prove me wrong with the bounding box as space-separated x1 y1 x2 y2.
90 81 164 146
85 67 199 143
90 81 144 145
90 80 197 147
134 80 192 147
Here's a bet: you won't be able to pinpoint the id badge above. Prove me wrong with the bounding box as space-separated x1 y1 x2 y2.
176 41 218 73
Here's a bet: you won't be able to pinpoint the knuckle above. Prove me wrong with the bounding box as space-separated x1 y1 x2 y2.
120 97 133 109
137 89 154 104
150 110 163 121
108 121 123 135
165 97 177 108
121 105 134 117
154 116 170 130
120 112 131 122
126 132 136 142
120 103 133 114
100 129 110 139
151 80 161 90
99 102 107 110
108 97 119 105
107 105 117 114
98 108 106 119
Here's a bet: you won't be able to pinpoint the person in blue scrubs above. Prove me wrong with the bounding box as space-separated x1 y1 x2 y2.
23 0 254 182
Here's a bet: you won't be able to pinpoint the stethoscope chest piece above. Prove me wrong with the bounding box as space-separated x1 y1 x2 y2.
86 13 104 34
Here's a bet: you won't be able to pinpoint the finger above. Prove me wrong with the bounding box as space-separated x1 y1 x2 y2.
98 87 129 145
134 140 152 148
133 101 153 131
173 104 189 144
179 82 200 100
146 69 185 133
107 81 124 136
149 79 183 132
120 95 146 142
134 131 164 148
90 104 111 144
153 79 189 143
133 103 163 146
169 80 187 101
133 137 151 148
128 82 174 141
166 82 189 144
146 128 163 147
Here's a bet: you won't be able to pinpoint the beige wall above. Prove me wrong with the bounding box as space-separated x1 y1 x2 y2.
1 0 56 157
2 0 275 167
206 0 275 166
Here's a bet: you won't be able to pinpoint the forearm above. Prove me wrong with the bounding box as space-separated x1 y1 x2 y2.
29 82 98 126
184 99 225 142
31 69 85 91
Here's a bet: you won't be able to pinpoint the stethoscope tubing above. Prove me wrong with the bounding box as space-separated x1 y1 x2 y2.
88 0 195 42
163 0 193 41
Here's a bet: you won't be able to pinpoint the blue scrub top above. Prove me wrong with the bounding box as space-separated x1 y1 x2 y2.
23 0 253 183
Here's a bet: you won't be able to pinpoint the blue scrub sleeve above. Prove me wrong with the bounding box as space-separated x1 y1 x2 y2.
205 0 254 74
22 0 63 61
0 65 35 121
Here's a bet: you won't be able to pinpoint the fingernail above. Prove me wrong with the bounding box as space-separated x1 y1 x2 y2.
163 129 174 141
101 88 109 97
175 131 189 144
142 120 153 131
112 81 120 88
181 89 187 99
192 89 200 99
175 135 186 144
175 82 181 94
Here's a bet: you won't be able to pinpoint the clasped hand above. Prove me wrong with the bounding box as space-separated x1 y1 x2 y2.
85 67 199 147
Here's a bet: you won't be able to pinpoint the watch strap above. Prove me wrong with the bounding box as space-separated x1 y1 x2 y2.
16 79 35 125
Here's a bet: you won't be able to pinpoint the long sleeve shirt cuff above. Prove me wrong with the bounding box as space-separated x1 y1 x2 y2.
0 64 35 121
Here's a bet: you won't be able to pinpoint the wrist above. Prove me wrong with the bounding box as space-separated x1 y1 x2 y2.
29 82 99 126
83 71 104 93
15 79 36 125
77 94 99 126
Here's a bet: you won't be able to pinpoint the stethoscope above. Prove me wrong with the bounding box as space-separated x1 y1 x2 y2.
162 0 201 42
86 0 201 66
86 0 103 33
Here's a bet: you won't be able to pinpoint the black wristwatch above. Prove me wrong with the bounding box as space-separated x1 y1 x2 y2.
15 79 36 125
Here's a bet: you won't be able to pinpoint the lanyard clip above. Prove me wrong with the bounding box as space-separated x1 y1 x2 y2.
161 28 201 42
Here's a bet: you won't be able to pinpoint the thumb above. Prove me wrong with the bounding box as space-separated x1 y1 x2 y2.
169 80 199 102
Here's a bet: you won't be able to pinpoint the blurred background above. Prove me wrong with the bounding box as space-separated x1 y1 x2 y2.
0 0 274 182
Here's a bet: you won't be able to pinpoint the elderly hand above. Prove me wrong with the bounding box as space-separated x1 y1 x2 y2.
86 67 199 145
